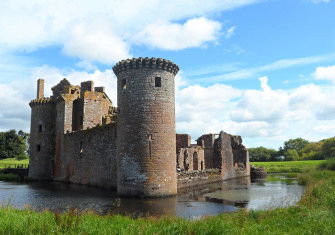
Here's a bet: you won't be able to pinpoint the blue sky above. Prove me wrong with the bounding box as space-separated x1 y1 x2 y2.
0 0 335 149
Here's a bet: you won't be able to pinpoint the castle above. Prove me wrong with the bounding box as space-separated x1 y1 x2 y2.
29 57 250 197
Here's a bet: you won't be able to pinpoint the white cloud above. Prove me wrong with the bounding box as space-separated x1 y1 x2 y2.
63 21 130 64
190 53 335 82
133 17 221 50
0 0 260 63
309 0 330 3
314 65 335 82
224 26 236 39
176 74 335 148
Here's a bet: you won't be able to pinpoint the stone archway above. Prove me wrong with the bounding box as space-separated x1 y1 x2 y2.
193 152 198 170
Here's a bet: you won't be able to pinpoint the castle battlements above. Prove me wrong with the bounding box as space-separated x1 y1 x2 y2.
113 57 179 76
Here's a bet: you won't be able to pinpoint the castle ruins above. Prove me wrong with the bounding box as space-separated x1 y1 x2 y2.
29 57 250 197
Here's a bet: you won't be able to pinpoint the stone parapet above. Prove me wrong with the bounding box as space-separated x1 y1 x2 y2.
113 57 179 76
29 97 54 106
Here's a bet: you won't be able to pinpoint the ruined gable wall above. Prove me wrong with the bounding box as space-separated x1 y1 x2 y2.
59 123 117 189
215 132 250 180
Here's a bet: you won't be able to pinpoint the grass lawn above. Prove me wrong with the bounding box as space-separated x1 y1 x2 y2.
0 159 335 234
251 160 325 173
0 158 29 169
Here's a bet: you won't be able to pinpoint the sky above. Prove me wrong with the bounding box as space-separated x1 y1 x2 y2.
0 0 335 149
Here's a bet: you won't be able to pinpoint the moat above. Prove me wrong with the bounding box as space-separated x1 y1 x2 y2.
0 174 304 219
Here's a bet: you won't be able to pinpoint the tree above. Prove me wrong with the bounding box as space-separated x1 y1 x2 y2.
283 138 310 153
285 149 300 161
249 147 278 162
0 130 29 159
300 142 324 160
282 138 309 160
321 137 335 159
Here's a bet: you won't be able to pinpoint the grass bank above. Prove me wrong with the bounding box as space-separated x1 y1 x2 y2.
0 173 21 182
0 158 29 169
1 162 335 234
251 160 325 173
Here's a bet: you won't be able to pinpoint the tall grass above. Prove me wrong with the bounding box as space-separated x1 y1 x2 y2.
252 160 325 173
0 173 21 182
0 158 29 169
318 158 335 171
1 169 335 234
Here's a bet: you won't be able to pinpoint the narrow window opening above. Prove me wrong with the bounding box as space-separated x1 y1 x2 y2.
122 79 127 89
148 134 152 157
80 141 83 153
38 125 43 132
71 89 76 94
80 116 83 126
37 144 41 152
155 77 161 87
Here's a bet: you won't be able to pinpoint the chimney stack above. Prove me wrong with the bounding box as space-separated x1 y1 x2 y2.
37 79 44 99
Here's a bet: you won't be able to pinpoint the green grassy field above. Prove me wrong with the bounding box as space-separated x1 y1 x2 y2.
251 160 325 173
0 158 29 169
0 160 335 234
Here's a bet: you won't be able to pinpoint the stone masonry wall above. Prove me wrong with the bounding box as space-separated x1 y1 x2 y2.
177 146 205 171
176 134 191 153
197 134 217 169
215 131 250 180
115 58 179 197
177 169 221 189
58 123 117 189
28 101 56 180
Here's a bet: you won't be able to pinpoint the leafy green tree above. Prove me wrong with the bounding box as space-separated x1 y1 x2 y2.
301 142 324 160
285 149 300 161
282 138 309 160
249 147 278 162
321 137 335 159
0 130 29 159
283 138 310 153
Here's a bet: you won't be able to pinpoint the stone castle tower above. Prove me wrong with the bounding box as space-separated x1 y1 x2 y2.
113 58 179 197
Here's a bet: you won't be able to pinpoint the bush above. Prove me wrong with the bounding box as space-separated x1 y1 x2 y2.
15 155 28 160
318 158 335 171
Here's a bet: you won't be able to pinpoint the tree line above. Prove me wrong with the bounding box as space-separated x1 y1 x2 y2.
0 130 29 160
249 137 335 162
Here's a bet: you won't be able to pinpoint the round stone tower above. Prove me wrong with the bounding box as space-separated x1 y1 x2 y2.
113 57 179 197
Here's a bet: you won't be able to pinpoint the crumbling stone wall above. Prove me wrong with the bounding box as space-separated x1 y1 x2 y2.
177 169 221 189
215 131 250 180
57 123 117 189
176 134 191 153
197 134 217 169
177 146 205 172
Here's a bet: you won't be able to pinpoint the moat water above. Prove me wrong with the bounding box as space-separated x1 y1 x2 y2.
0 174 304 219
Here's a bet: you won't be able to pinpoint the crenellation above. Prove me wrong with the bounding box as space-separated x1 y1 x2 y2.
28 57 249 197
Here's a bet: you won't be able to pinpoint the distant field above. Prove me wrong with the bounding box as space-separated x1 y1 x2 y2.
0 158 29 169
251 160 325 173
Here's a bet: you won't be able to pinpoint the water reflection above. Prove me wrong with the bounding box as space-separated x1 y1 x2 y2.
0 174 304 219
